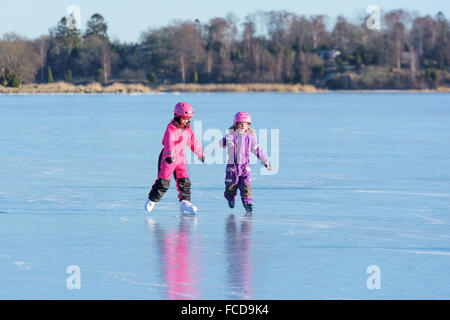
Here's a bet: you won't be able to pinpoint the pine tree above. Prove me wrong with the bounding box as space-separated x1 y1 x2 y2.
0 71 5 86
95 69 105 84
9 72 21 88
193 71 199 83
147 72 157 84
2 67 21 87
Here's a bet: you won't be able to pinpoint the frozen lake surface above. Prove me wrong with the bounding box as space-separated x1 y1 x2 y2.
1 92 450 299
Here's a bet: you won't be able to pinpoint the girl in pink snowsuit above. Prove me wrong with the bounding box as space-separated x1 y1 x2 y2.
220 112 271 212
146 102 205 215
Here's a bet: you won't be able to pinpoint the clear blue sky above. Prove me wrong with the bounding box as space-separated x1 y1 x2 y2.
0 0 448 43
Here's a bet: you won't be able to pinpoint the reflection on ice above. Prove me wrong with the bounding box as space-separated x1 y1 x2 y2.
146 214 255 300
225 214 253 299
146 216 200 300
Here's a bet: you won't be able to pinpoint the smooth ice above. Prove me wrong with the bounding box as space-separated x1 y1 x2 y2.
1 92 450 299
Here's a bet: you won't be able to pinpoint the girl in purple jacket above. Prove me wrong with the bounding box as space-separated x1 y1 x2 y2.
220 112 271 212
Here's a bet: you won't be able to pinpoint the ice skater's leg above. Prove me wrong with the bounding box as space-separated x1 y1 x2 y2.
148 149 173 202
224 183 238 209
174 162 191 202
174 163 197 214
148 178 171 202
239 175 254 212
224 165 238 205
239 175 253 205
224 183 238 202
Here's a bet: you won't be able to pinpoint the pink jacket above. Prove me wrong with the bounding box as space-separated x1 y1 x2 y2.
162 121 204 162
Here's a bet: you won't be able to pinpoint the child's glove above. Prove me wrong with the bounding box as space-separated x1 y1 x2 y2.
165 157 173 164
225 135 234 148
198 155 205 163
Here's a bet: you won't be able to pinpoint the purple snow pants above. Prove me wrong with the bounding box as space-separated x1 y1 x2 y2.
224 164 253 205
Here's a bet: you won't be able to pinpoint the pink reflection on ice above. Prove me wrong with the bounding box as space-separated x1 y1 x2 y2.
147 216 200 300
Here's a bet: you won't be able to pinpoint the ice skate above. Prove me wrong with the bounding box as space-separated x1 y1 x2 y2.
243 203 254 212
145 200 156 213
180 200 197 215
228 200 235 209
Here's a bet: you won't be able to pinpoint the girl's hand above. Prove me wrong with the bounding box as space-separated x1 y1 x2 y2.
165 157 173 164
226 135 234 148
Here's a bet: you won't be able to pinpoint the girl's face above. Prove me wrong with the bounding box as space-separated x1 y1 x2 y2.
180 117 190 125
236 122 249 132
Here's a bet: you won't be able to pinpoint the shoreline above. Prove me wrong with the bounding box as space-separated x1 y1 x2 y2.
0 82 449 94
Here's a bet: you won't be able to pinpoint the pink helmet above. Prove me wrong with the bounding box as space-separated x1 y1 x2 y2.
234 112 251 125
174 102 194 118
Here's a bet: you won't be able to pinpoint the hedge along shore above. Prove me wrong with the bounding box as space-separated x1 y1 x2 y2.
0 82 321 94
0 82 449 94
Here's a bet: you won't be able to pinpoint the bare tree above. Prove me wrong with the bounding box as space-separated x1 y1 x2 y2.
310 15 329 50
101 46 111 84
32 36 51 83
205 17 236 82
172 22 206 83
0 33 40 84
384 10 411 70
265 11 293 82
332 16 352 51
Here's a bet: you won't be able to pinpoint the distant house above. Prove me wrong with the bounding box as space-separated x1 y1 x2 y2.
318 49 341 60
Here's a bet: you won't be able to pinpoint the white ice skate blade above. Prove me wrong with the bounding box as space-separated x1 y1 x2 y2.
145 200 156 214
179 200 197 215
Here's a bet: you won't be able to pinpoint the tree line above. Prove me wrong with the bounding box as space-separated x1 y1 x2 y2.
0 9 449 89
